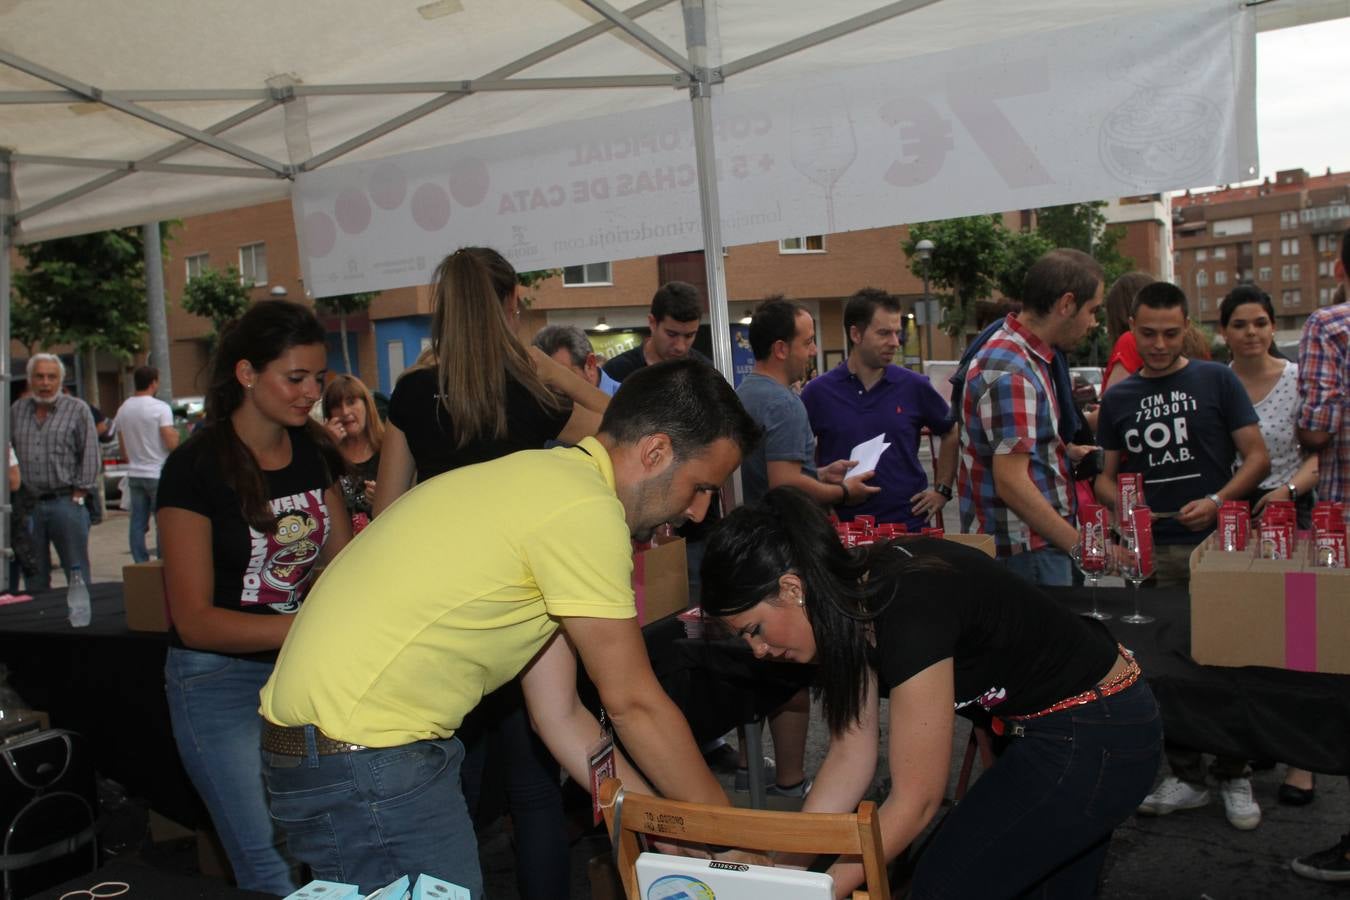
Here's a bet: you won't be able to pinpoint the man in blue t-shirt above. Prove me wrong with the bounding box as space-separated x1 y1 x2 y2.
1096 280 1270 833
1095 281 1268 588
802 288 957 531
732 297 877 800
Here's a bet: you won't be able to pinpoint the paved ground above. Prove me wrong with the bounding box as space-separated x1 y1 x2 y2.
72 494 1349 898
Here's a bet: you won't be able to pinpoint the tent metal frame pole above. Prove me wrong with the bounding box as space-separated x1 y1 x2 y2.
142 222 173 402
14 99 279 226
0 149 12 558
580 0 697 76
0 50 289 176
682 0 742 511
12 155 281 179
301 0 678 172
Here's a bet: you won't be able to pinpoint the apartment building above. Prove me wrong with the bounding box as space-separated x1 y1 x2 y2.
1172 167 1349 331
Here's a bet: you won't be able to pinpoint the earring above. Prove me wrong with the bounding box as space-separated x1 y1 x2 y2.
795 595 804 607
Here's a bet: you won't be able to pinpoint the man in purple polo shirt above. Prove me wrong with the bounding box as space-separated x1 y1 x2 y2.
802 288 958 530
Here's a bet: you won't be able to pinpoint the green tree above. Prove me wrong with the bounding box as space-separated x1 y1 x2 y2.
996 229 1055 302
1035 201 1134 287
181 266 252 340
902 215 1009 339
12 227 150 404
314 291 379 375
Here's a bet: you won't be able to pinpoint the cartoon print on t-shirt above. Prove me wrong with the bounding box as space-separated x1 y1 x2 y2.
954 685 1008 713
241 488 328 611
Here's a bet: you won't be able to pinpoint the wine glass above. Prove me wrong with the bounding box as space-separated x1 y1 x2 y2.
1075 537 1112 621
1118 535 1154 624
789 87 859 233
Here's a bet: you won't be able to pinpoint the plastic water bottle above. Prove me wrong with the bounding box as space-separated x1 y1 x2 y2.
67 565 91 628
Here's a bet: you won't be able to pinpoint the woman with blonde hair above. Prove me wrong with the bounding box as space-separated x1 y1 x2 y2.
375 246 608 898
321 374 383 533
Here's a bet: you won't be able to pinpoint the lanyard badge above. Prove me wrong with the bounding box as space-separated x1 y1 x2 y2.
587 709 616 825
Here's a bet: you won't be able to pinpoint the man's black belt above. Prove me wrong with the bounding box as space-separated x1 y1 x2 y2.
35 488 74 501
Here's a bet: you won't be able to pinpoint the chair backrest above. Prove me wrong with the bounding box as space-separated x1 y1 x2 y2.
599 778 889 900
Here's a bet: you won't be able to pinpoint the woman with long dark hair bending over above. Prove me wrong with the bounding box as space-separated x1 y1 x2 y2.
702 487 1162 899
157 301 352 894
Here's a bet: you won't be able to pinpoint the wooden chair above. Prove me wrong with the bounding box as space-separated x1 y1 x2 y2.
599 777 890 900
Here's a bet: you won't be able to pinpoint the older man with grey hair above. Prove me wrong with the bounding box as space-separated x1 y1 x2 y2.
11 353 98 592
532 324 621 397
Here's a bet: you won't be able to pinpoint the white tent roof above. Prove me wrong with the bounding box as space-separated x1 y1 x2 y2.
4 0 1346 244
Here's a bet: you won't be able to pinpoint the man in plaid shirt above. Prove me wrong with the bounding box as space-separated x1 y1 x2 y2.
958 249 1104 586
1296 227 1349 518
10 354 98 592
1290 229 1350 883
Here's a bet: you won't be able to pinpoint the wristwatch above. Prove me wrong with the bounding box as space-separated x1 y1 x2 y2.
1205 493 1222 509
934 483 953 500
1286 482 1299 499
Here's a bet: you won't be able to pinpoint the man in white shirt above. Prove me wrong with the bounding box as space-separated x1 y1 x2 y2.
113 367 178 562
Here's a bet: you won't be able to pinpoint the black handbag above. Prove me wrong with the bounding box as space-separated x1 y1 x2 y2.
0 730 99 899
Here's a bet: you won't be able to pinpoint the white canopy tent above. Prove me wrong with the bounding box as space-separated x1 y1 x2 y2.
1 0 1347 542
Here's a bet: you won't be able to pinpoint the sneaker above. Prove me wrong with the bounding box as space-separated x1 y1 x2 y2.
1137 777 1210 816
766 778 812 799
733 759 776 793
1292 833 1350 882
1218 777 1261 830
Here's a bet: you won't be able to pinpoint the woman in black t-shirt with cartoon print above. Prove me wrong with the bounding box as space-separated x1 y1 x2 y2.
702 487 1161 899
157 302 351 895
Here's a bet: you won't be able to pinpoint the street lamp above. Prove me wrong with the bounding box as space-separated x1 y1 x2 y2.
914 239 935 363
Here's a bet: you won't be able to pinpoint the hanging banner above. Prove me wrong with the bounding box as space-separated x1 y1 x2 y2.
294 2 1254 297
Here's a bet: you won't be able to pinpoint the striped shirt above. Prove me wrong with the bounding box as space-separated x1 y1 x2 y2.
1297 303 1349 514
10 395 99 494
958 314 1074 556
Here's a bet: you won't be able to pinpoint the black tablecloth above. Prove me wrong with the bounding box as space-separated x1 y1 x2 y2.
29 859 274 900
1048 585 1350 775
0 586 207 827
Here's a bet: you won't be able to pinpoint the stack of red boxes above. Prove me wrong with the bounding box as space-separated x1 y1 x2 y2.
1312 501 1347 568
1218 501 1251 553
1258 500 1297 560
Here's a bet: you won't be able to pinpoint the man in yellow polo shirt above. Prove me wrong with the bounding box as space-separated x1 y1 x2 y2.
258 359 759 896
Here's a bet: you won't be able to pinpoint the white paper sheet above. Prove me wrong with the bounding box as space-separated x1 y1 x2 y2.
849 433 890 474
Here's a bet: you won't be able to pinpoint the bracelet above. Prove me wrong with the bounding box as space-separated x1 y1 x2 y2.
1286 482 1299 499
839 482 849 504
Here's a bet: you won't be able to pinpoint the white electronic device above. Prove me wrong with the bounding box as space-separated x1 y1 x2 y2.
635 851 834 899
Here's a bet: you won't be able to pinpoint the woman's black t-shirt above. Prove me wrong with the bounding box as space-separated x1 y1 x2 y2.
871 539 1118 718
388 367 571 481
157 425 335 656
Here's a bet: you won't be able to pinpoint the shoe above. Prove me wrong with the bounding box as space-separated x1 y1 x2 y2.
766 778 812 799
702 740 741 773
1278 777 1316 807
733 759 776 793
1137 777 1210 816
1218 777 1261 830
1292 833 1350 882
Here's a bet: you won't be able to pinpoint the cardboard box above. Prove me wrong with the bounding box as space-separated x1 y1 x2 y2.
632 537 689 626
123 561 170 632
1189 535 1350 674
941 532 996 558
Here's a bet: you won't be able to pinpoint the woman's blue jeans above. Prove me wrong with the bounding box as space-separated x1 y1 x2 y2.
262 728 482 898
913 680 1163 899
164 647 299 895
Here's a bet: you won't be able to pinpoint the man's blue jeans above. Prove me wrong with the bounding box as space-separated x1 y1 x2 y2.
128 477 159 563
999 547 1073 587
263 729 482 898
165 648 299 895
29 494 90 592
912 680 1163 898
